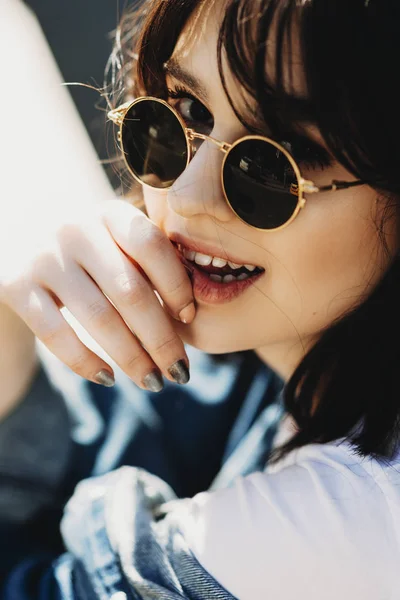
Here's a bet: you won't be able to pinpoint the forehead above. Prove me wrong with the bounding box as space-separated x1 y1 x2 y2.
168 2 224 86
169 0 306 94
164 0 311 135
166 0 261 127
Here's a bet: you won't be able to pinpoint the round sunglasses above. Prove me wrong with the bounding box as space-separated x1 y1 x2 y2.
108 96 365 231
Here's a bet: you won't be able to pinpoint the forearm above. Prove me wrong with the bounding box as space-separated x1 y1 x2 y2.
0 303 39 421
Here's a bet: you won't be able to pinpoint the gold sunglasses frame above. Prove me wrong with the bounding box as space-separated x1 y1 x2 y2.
108 96 365 232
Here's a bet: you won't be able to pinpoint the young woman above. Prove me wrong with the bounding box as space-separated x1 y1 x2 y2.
1 0 400 597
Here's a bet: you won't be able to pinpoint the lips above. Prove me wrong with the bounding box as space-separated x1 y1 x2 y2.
175 244 263 279
174 243 265 305
168 232 263 272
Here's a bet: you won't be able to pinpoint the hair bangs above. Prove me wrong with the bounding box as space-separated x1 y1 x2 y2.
219 0 400 194
135 0 204 99
112 0 400 194
217 0 314 136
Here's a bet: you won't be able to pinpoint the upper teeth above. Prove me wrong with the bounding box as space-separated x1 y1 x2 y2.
181 247 257 271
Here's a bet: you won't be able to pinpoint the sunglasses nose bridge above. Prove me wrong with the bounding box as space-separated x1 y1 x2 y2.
186 129 231 155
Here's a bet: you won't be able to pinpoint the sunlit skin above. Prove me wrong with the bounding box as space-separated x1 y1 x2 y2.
142 1 398 382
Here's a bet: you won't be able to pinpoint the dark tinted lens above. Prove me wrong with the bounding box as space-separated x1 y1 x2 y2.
121 99 188 188
223 139 299 229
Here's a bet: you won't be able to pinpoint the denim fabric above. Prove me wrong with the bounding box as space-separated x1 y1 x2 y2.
0 343 285 598
56 467 239 599
0 366 72 523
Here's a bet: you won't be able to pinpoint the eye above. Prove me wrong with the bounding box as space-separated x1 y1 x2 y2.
178 97 211 123
167 86 213 132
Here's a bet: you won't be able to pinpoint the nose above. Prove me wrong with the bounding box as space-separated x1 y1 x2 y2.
166 133 235 224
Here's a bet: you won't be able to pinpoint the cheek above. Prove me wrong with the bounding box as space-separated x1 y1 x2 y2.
265 191 384 329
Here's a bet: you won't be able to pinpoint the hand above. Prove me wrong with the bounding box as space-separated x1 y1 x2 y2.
0 200 195 392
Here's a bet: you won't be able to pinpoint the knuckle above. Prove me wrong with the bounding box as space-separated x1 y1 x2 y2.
96 198 114 217
69 352 90 373
86 300 113 328
123 350 146 373
56 222 82 248
137 222 165 253
40 323 69 347
115 271 148 306
150 334 178 356
31 250 60 282
38 319 90 374
98 197 131 219
167 275 188 296
0 278 23 306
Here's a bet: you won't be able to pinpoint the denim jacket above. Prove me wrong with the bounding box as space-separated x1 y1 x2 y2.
0 343 285 598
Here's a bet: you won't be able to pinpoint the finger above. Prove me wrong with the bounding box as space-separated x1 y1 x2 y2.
100 200 195 324
45 260 189 389
16 285 116 387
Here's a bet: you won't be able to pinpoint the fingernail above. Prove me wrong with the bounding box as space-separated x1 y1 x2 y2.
143 369 164 392
168 359 190 384
94 369 115 387
179 302 195 324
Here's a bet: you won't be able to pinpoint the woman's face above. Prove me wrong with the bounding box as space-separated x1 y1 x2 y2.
142 2 398 380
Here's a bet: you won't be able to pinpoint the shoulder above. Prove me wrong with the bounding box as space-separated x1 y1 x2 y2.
182 441 400 600
59 445 400 600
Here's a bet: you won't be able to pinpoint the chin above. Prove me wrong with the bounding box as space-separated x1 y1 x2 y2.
175 320 252 355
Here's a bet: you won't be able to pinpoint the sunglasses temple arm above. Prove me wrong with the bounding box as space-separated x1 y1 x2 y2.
310 179 366 193
107 102 133 125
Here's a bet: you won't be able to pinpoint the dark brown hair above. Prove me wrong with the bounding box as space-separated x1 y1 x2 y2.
106 0 400 464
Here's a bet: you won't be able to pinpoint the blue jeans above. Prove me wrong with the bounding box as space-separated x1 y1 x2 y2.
0 343 285 597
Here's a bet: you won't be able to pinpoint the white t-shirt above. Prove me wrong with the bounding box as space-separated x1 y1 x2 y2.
182 415 400 599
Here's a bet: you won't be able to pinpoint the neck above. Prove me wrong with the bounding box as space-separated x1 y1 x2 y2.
255 336 315 382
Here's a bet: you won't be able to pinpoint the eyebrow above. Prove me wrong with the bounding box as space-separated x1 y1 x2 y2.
163 58 318 133
163 59 209 104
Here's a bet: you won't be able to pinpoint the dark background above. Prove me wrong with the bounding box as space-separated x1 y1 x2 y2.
25 0 119 172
